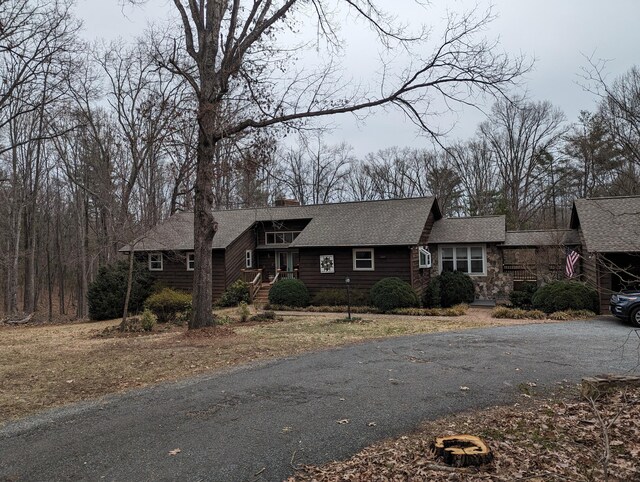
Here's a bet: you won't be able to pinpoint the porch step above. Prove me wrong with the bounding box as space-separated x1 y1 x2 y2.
253 285 272 305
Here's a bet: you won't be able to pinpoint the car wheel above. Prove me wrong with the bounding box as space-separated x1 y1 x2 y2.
631 307 640 328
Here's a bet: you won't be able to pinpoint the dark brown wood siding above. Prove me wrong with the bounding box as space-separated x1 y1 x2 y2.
297 246 412 296
224 228 256 287
138 250 226 300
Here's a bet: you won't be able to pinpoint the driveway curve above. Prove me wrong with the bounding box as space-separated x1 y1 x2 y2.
1 319 639 481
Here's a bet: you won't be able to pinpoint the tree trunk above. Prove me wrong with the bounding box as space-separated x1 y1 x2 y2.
121 248 135 329
190 102 218 329
431 435 493 467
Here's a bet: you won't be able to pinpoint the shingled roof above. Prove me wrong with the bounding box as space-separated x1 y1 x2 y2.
122 197 441 251
428 215 506 244
570 196 640 253
503 229 581 247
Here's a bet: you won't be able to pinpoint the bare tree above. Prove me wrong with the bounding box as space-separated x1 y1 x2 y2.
449 139 500 216
280 134 352 205
479 97 567 229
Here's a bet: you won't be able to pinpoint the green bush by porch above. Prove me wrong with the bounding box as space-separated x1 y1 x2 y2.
423 271 475 308
369 277 419 312
268 279 311 307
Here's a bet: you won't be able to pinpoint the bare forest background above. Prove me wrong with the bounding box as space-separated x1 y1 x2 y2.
1 0 639 319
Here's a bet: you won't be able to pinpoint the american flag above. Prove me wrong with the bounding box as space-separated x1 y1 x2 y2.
565 249 580 278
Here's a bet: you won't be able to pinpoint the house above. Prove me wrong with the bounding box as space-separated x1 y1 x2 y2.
123 195 640 311
570 196 640 312
121 197 443 302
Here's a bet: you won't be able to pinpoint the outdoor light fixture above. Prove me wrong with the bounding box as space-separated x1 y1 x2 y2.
345 277 352 320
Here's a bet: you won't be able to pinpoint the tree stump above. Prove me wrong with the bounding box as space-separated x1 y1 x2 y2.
431 435 493 467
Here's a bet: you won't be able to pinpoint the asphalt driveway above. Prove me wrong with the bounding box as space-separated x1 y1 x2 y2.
1 318 639 481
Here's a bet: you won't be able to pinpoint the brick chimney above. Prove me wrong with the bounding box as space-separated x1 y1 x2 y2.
274 198 300 207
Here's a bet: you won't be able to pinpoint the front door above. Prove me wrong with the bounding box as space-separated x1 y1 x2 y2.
275 251 293 272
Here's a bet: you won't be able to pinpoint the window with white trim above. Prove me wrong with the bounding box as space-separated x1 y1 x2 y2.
265 231 300 245
418 247 431 268
353 248 374 271
439 245 485 275
245 250 253 268
149 253 163 271
186 252 195 271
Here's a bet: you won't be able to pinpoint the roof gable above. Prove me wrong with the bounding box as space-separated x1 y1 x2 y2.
572 196 640 253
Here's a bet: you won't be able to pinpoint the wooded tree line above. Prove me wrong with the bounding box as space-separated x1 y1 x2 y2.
0 0 638 319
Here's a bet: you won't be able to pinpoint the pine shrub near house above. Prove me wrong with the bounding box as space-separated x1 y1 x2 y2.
268 279 311 307
369 277 419 312
423 271 475 308
88 260 155 320
144 288 192 323
531 281 599 314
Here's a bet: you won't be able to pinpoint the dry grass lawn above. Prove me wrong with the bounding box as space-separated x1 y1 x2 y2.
1 308 568 423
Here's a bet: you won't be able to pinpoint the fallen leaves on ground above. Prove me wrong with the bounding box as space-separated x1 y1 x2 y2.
289 387 640 481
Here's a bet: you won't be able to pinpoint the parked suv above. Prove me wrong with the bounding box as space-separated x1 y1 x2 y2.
610 290 640 327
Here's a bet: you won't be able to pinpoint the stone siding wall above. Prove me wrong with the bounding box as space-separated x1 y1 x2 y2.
428 243 513 302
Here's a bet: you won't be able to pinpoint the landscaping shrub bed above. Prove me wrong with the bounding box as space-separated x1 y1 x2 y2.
369 277 418 312
492 307 546 319
390 304 468 316
267 304 376 314
531 281 599 313
311 288 370 306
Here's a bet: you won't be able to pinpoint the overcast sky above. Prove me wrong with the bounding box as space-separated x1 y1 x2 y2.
75 0 640 156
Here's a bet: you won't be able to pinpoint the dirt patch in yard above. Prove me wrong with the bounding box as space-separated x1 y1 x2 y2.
0 309 591 422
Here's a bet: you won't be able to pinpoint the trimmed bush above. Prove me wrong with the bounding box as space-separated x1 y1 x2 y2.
311 288 370 306
509 282 538 309
268 279 311 307
531 281 599 314
144 288 192 323
88 260 155 321
423 271 475 308
369 277 419 312
217 280 251 307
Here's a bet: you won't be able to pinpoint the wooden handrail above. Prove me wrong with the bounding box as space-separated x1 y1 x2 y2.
270 271 280 285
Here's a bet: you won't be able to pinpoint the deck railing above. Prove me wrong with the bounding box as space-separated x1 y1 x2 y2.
241 269 263 301
503 263 537 281
270 269 299 285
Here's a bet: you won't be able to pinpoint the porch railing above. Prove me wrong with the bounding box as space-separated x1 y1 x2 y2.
241 269 263 302
270 269 299 285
